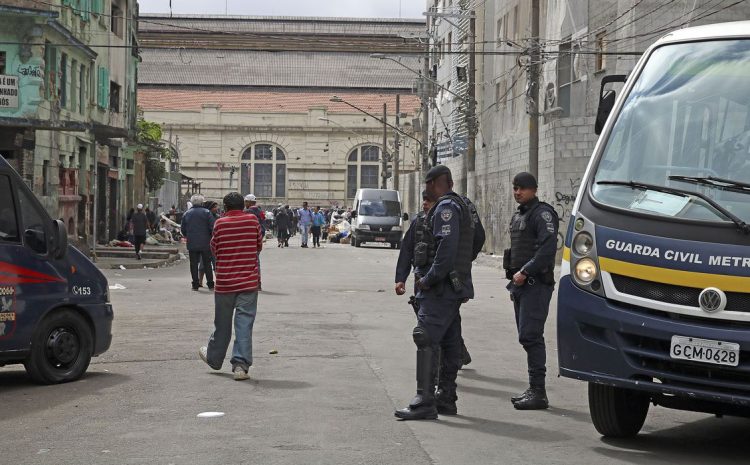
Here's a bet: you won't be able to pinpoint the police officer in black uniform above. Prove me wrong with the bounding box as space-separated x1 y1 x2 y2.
395 165 478 420
504 172 558 410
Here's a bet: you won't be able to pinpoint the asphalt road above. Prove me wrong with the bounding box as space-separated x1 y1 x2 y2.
2 237 749 464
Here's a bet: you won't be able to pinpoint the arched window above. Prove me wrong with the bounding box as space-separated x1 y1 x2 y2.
240 143 287 199
346 145 381 198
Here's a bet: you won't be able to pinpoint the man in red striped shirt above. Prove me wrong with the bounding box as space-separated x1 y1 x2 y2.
199 192 263 380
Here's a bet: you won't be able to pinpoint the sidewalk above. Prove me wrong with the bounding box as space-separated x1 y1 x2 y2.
90 243 184 269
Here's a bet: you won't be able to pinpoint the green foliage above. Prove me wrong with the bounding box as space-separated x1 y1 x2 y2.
145 157 167 191
135 114 171 191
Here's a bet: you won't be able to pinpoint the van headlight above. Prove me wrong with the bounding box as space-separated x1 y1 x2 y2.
392 226 401 232
573 232 594 255
574 258 598 284
358 225 370 230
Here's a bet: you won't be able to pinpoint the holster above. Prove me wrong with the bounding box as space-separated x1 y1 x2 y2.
503 248 513 280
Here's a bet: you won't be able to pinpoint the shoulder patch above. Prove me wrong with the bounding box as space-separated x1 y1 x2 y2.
541 211 553 222
441 209 453 222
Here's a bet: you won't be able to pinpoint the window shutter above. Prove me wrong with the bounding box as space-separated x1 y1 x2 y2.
102 67 109 109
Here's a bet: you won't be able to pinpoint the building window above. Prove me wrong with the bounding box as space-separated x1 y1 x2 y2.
79 64 86 112
240 143 287 199
595 32 607 72
110 81 120 112
70 59 78 113
557 37 578 117
111 3 123 38
44 43 57 100
60 53 67 108
346 145 381 198
0 51 5 74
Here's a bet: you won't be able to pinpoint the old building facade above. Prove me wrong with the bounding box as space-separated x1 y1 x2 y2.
0 0 141 245
138 15 425 208
415 0 750 255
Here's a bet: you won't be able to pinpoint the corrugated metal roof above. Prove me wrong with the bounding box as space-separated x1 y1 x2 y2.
138 48 421 90
138 14 426 36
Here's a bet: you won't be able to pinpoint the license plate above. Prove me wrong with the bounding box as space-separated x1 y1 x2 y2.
375 237 386 242
670 335 740 367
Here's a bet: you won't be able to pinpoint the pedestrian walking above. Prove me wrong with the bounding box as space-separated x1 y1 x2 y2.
244 194 266 237
199 192 263 381
131 204 149 260
290 207 298 236
244 194 265 289
503 172 558 410
394 165 481 420
311 206 326 247
297 202 314 248
180 194 216 291
198 201 220 287
275 206 290 247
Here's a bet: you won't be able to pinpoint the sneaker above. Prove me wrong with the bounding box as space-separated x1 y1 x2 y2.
199 346 219 370
233 366 249 381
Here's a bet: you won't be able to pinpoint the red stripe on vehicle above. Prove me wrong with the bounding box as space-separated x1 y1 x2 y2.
0 262 66 283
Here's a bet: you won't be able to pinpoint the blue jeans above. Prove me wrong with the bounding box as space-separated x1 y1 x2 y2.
300 223 311 245
206 291 258 371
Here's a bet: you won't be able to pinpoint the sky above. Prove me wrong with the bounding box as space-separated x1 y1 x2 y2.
138 0 425 19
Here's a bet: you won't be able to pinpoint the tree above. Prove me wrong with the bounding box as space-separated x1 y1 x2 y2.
135 114 171 191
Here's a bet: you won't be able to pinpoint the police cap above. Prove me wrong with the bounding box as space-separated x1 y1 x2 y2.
421 190 430 200
425 165 452 183
512 172 538 189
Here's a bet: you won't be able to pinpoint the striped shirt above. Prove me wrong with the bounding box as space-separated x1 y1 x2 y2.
210 210 263 294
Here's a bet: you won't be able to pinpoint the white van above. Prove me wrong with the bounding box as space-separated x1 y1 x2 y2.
350 189 408 249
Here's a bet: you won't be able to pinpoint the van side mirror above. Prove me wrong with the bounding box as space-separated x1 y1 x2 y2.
52 219 68 259
595 74 626 135
403 213 409 221
350 210 357 218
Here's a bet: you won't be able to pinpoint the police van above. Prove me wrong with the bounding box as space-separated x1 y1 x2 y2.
0 155 112 384
559 21 750 437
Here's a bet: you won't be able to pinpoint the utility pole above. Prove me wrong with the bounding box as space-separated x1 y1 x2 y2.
528 0 540 178
382 103 388 189
465 11 477 193
422 36 430 172
394 94 400 191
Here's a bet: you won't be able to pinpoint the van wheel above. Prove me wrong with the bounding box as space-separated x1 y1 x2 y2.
588 382 649 438
25 309 93 384
354 237 361 248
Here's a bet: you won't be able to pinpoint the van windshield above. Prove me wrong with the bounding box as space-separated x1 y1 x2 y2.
358 199 401 217
592 39 750 223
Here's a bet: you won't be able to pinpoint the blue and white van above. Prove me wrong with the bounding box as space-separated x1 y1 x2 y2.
0 154 112 383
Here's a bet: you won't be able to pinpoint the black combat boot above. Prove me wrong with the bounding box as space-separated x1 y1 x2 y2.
435 388 457 415
511 387 533 404
395 328 438 420
513 386 549 410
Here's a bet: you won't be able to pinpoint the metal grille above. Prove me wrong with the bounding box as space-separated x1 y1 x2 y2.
370 225 392 232
619 333 750 394
611 274 750 312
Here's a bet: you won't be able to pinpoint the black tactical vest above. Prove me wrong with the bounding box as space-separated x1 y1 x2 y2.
509 200 543 270
413 212 435 268
428 193 475 279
